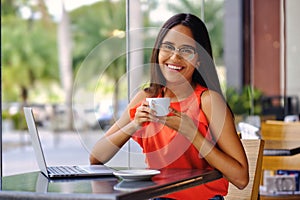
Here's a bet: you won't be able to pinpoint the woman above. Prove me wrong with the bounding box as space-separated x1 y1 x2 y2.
90 13 249 199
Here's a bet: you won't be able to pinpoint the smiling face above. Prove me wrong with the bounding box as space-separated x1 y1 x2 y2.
158 25 199 85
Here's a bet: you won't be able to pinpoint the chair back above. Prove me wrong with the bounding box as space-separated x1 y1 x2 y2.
260 120 300 171
225 139 265 200
261 120 300 141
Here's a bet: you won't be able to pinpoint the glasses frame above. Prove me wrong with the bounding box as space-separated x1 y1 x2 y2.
159 42 197 61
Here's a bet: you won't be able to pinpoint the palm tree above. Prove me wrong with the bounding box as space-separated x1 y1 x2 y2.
2 5 58 102
70 0 127 125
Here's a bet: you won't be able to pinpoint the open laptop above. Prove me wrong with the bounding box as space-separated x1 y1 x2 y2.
23 107 115 179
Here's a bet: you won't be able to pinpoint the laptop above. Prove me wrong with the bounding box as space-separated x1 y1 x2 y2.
23 107 115 179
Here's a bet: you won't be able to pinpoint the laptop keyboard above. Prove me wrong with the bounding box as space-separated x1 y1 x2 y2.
48 166 87 175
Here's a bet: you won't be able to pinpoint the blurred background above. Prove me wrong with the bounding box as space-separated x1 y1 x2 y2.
1 0 299 182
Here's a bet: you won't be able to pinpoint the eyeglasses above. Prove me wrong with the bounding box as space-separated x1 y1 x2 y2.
159 43 197 61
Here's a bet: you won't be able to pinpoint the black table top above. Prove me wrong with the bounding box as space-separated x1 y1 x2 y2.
0 168 222 200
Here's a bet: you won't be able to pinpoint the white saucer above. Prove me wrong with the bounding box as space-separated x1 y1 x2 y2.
113 169 160 181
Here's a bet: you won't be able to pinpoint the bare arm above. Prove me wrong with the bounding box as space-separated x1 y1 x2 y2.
164 90 249 189
197 90 248 189
89 90 148 164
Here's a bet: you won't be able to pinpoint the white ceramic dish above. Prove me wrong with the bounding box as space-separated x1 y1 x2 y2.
113 169 160 181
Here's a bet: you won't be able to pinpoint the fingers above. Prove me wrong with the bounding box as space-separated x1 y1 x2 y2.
169 107 181 117
134 101 184 127
137 101 155 115
134 101 157 126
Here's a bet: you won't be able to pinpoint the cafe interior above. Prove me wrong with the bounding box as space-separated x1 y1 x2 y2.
1 0 300 199
224 0 300 199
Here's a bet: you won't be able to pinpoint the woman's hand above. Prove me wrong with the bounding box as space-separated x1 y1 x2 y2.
161 108 200 142
133 101 158 127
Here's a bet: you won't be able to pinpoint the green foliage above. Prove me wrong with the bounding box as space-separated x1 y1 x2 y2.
2 15 59 102
2 110 27 130
70 0 126 71
2 0 226 106
10 112 27 130
2 110 11 120
1 0 18 16
70 0 128 116
226 86 263 115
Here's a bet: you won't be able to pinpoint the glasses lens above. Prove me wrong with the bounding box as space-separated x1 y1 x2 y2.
160 44 173 52
159 43 195 61
179 47 195 60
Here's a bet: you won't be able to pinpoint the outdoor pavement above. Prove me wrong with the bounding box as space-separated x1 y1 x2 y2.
2 127 146 177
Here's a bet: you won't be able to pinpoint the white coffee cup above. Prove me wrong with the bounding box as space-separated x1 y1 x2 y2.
146 97 170 116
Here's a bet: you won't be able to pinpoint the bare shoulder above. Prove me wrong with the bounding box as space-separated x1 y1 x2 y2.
200 89 233 125
200 89 225 107
200 89 229 120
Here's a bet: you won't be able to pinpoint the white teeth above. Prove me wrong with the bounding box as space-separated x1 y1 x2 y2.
167 64 182 70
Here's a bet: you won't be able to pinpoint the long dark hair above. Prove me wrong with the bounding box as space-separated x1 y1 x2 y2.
146 13 224 101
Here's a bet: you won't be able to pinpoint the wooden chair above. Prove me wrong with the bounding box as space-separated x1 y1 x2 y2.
225 139 265 200
261 120 300 141
260 121 300 200
261 120 300 172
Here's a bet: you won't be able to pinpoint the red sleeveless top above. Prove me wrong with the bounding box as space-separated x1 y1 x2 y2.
129 85 228 199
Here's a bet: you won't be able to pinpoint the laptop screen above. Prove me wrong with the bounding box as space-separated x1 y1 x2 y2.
24 107 49 177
